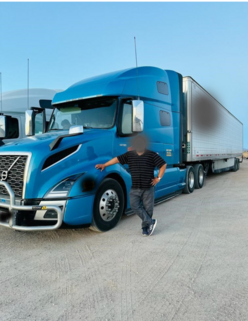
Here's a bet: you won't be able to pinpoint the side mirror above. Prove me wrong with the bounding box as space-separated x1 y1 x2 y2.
25 110 35 136
132 100 144 132
25 107 46 136
0 115 17 139
0 115 8 138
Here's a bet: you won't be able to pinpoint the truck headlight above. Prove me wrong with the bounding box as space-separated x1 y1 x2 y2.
44 174 83 199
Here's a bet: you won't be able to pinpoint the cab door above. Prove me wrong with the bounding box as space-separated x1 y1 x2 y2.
145 106 180 199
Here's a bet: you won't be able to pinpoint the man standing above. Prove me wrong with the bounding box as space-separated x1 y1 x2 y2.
95 136 167 236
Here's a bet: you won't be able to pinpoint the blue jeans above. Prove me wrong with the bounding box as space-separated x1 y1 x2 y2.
129 187 155 228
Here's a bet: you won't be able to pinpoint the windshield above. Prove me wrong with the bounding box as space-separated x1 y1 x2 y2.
48 97 117 131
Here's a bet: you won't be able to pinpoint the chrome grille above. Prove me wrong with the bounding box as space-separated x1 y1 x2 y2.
0 155 28 197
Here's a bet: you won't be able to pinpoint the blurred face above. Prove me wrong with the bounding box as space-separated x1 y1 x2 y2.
132 136 147 152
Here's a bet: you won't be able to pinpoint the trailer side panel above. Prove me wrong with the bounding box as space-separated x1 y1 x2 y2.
183 77 243 162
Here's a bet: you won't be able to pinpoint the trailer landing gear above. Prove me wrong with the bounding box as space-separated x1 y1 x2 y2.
232 158 239 172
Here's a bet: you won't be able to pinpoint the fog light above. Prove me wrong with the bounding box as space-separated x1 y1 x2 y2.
44 206 63 219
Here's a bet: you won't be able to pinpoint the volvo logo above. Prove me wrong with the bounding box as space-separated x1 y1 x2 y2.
0 156 21 182
1 171 8 181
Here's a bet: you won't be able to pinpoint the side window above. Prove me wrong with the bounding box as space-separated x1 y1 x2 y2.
121 102 132 135
160 110 171 126
157 81 168 95
7 117 19 139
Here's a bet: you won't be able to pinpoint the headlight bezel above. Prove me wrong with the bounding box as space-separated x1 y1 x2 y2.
44 174 84 199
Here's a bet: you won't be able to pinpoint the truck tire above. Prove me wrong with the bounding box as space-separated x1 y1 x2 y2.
183 166 195 194
194 164 205 189
90 178 125 232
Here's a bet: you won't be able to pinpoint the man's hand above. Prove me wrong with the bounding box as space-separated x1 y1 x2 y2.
95 164 106 171
151 178 160 186
95 157 119 171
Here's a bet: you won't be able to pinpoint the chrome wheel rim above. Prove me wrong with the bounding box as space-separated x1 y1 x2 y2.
189 171 194 189
199 168 204 185
99 189 119 222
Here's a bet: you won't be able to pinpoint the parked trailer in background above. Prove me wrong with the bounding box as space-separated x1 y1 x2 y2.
0 89 60 144
0 67 243 232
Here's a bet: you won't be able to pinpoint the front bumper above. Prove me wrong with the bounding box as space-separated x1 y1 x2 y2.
0 181 63 231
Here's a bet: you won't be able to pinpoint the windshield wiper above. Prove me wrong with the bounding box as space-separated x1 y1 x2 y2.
49 128 61 131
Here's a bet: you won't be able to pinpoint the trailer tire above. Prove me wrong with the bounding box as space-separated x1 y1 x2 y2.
183 166 195 194
194 164 205 189
90 178 125 232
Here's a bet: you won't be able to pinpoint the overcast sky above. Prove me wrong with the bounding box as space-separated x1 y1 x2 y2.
0 2 247 147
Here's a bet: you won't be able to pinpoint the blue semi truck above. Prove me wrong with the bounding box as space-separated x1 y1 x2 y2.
0 67 243 231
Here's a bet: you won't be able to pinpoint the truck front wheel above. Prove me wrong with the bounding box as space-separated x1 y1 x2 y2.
194 164 205 189
183 166 195 194
90 178 125 232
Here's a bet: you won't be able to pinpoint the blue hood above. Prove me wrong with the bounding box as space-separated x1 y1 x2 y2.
0 129 115 199
0 129 104 153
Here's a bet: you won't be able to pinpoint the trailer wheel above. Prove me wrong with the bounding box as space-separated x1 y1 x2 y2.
183 166 195 194
90 178 125 232
194 164 205 189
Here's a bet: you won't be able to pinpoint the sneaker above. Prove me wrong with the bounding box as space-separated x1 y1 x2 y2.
142 227 149 237
147 219 157 236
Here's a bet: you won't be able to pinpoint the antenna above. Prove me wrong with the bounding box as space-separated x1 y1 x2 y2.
134 37 140 100
0 72 2 113
27 58 29 109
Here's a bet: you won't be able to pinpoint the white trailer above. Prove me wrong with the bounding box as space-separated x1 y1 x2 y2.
0 88 60 143
182 77 243 193
182 77 243 175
